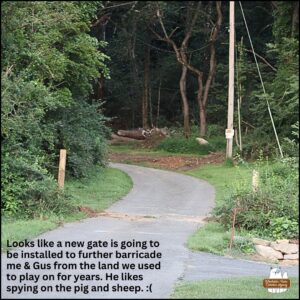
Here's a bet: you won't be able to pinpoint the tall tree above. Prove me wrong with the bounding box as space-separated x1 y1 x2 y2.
142 43 150 128
151 1 222 137
1 1 110 214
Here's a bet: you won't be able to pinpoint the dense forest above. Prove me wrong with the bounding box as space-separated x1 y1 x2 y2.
1 1 299 220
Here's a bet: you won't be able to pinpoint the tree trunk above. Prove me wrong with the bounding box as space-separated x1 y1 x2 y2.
200 1 222 137
142 45 150 129
292 1 299 37
199 106 206 137
149 86 153 127
127 17 142 129
156 79 161 127
197 74 206 137
97 75 105 100
153 2 221 137
180 65 190 137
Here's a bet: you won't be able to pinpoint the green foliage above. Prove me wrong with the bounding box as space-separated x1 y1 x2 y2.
283 121 299 157
58 101 111 178
213 159 299 239
2 217 59 252
188 222 230 255
155 126 226 154
1 148 72 218
244 2 299 158
2 167 133 251
205 124 224 138
272 1 295 42
155 136 212 155
239 130 278 159
233 236 255 254
269 217 298 240
172 277 299 299
66 167 133 210
1 1 110 217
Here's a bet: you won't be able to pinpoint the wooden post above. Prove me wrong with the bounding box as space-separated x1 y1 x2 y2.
58 149 67 189
226 1 235 159
229 208 237 250
252 169 259 192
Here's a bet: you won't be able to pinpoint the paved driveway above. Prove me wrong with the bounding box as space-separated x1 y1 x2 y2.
1 163 298 299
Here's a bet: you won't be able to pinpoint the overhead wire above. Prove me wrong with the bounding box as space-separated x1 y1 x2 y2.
239 1 283 158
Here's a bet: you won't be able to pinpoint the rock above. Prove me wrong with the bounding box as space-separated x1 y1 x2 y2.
275 239 289 244
196 138 209 145
284 253 299 260
280 259 299 266
270 243 298 254
252 238 271 247
255 245 283 260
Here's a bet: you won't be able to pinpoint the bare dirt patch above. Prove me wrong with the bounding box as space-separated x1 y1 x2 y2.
109 151 225 171
77 207 208 224
77 207 157 221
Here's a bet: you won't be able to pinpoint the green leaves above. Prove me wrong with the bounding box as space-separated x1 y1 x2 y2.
213 159 299 239
1 1 110 217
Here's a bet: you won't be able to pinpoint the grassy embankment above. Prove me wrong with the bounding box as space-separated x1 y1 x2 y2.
110 134 225 156
185 163 252 255
172 277 299 299
1 167 132 251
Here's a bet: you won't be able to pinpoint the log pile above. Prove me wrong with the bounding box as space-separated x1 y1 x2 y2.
109 127 169 144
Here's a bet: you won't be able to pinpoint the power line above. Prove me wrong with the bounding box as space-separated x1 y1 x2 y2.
239 1 283 158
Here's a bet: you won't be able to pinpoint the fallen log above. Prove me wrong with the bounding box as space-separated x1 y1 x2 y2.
117 129 150 140
109 133 143 144
117 127 169 140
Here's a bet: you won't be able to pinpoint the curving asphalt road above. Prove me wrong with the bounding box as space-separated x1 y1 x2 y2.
1 163 298 299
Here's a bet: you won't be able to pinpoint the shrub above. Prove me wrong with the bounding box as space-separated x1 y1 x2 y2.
1 2 110 218
1 148 73 218
239 130 278 159
268 217 298 240
233 236 255 254
154 126 226 155
213 159 299 239
206 124 224 138
57 100 110 178
155 136 212 155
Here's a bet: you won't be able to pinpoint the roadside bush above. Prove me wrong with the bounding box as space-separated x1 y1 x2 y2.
233 236 255 254
206 124 224 138
57 100 111 178
155 126 225 154
1 2 110 218
155 136 212 155
282 121 299 157
239 130 278 159
213 158 299 239
1 148 73 218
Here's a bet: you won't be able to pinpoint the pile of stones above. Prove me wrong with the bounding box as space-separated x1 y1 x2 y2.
253 238 298 265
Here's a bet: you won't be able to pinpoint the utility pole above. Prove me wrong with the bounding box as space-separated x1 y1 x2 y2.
226 1 235 159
